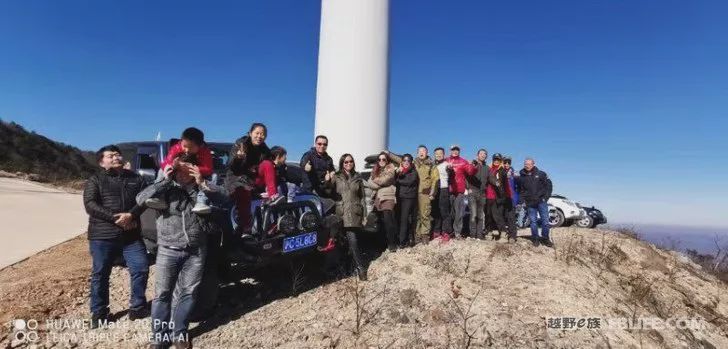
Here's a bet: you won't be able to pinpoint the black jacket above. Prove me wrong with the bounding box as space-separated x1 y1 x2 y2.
83 169 146 240
300 148 335 195
227 136 271 178
466 160 488 194
396 167 419 200
516 166 553 206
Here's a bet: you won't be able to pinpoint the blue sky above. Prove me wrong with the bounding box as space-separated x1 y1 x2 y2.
1 1 727 228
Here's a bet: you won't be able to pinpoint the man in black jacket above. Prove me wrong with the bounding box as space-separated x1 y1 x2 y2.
466 149 488 239
517 158 554 247
300 135 335 197
83 145 149 328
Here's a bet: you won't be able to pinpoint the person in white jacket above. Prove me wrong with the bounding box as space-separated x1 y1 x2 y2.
431 147 453 240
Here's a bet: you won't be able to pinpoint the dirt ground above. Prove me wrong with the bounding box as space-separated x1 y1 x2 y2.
2 228 727 349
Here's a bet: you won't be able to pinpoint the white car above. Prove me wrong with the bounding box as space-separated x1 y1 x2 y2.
548 194 586 227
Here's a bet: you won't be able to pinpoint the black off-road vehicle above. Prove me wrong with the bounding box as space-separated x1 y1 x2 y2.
117 140 341 317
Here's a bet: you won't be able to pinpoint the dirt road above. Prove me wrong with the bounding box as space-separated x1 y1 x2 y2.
0 178 87 269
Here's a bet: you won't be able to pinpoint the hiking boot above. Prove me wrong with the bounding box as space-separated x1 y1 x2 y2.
491 231 502 241
388 245 398 252
531 238 540 247
507 236 517 243
440 233 451 243
454 233 462 239
356 267 368 281
129 307 149 321
431 231 441 240
191 201 212 214
172 340 191 349
541 237 554 248
90 313 108 329
145 198 168 210
263 193 286 207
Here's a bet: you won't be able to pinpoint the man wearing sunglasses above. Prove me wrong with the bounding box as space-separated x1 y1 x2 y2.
300 135 335 197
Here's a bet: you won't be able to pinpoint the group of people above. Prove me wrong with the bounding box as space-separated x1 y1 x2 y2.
82 122 554 349
367 145 553 252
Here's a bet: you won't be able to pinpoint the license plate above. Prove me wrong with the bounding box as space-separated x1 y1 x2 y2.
282 232 317 253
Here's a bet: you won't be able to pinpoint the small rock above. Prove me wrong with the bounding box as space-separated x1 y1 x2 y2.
11 339 25 348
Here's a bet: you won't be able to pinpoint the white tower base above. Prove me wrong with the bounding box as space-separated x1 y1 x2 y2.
314 0 390 170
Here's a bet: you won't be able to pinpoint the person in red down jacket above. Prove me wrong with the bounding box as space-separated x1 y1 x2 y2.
446 145 476 238
145 127 215 214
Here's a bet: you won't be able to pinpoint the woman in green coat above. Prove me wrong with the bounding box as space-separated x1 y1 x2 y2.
327 153 368 281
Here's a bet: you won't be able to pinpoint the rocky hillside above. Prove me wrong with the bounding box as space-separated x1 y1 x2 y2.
2 228 727 348
0 120 96 182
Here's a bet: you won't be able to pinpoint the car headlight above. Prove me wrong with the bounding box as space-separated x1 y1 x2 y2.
277 214 298 235
299 211 319 231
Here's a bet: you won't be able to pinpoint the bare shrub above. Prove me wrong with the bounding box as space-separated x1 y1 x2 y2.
446 286 484 349
344 277 388 336
616 225 641 240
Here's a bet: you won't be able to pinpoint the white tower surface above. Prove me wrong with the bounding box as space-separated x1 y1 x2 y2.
314 0 390 169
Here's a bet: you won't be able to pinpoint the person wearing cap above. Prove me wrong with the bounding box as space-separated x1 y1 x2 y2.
466 149 489 239
517 158 553 247
486 153 516 241
430 147 453 240
446 145 477 238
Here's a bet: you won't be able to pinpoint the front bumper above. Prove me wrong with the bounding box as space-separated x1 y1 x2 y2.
564 207 586 220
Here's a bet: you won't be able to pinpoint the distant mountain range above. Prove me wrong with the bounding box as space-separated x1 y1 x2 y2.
0 120 96 182
608 223 728 255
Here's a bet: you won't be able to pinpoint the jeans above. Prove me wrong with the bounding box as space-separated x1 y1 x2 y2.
89 239 149 316
451 193 468 236
527 201 551 239
516 204 527 228
468 192 486 237
151 245 207 344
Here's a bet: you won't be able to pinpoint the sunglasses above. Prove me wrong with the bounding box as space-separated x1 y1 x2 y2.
344 160 354 164
378 158 387 162
317 142 328 146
